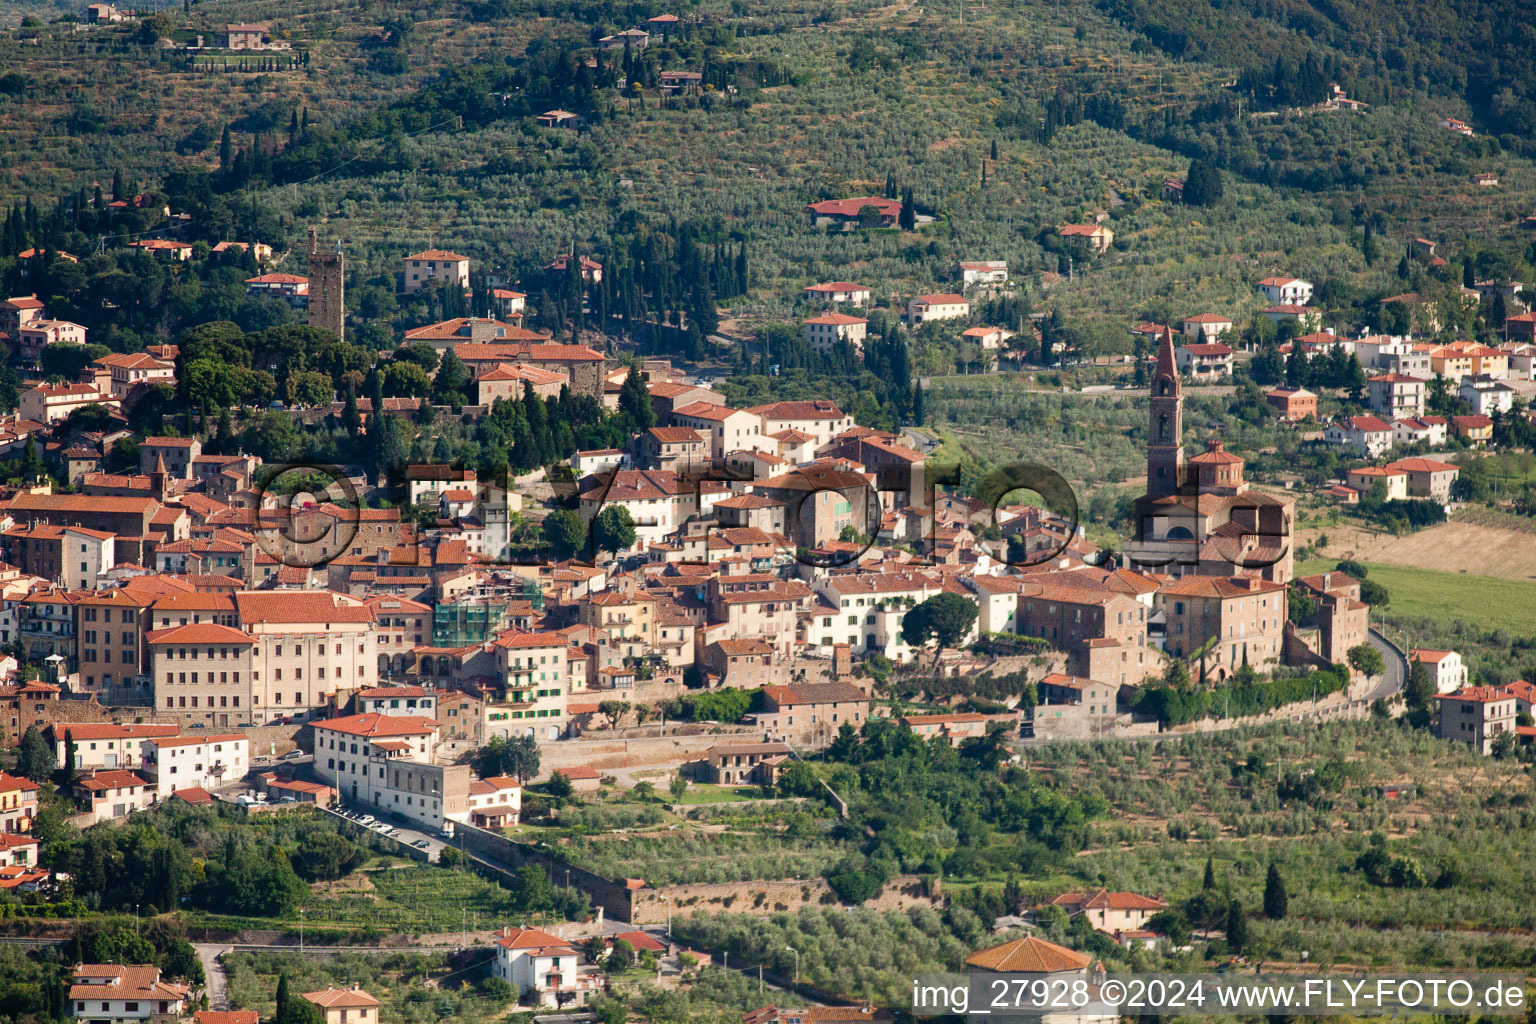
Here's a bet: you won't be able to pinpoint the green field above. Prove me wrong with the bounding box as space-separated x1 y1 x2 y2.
1299 558 1536 636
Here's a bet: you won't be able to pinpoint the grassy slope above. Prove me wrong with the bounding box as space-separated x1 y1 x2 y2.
1297 556 1536 635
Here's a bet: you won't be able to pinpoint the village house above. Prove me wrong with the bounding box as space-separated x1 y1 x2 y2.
747 400 856 449
1392 416 1449 448
1173 342 1233 380
801 282 870 306
245 272 309 306
1057 223 1113 253
536 110 584 130
1436 686 1515 754
1256 276 1314 305
0 771 39 833
1160 575 1286 677
1345 465 1408 501
476 363 568 406
1411 648 1469 693
697 741 791 785
1178 313 1234 342
19 383 117 425
598 28 649 48
1460 375 1516 415
491 926 587 1007
1453 414 1493 446
952 260 1008 287
1264 386 1317 421
1439 117 1473 136
301 987 379 1024
804 197 902 229
1048 889 1169 933
754 682 870 746
1260 304 1322 330
68 964 191 1024
0 295 46 336
962 326 1011 350
1325 415 1395 457
1382 457 1459 501
900 711 1003 746
72 769 152 824
803 312 868 354
402 249 470 294
17 319 88 362
906 293 970 324
670 403 761 460
140 734 249 800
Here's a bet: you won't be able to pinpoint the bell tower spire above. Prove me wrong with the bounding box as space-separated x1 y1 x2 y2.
1146 327 1184 499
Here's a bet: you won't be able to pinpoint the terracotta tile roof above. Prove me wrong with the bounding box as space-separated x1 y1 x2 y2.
302 987 381 1009
405 249 468 262
312 713 438 738
965 935 1092 973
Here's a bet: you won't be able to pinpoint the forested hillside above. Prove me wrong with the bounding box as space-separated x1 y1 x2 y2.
0 0 1532 355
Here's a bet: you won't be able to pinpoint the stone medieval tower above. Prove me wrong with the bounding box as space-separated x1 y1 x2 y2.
306 227 345 341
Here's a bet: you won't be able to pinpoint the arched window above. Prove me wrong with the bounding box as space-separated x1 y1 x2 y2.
1159 413 1169 439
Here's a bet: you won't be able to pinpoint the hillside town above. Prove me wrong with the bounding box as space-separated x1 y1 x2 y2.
5 0 1536 1017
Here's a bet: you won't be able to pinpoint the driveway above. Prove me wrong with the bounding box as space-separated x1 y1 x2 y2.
194 944 230 1010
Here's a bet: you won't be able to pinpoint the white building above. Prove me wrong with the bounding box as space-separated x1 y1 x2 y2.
140 734 249 799
69 965 190 1024
1460 375 1516 415
1410 648 1469 693
1324 415 1395 458
1367 374 1426 419
801 282 870 306
358 685 436 717
907 293 970 324
1256 276 1314 305
492 926 587 1007
953 260 1008 287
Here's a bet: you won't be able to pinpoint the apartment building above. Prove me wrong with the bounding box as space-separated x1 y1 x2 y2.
1436 686 1517 754
1159 575 1286 675
492 631 574 739
312 713 472 828
755 682 871 745
1 524 114 589
140 734 250 799
811 572 939 659
75 588 154 695
906 293 970 324
235 591 377 723
149 623 257 727
1367 374 1426 419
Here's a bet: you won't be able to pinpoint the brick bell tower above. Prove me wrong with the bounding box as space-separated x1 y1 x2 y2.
1145 326 1184 499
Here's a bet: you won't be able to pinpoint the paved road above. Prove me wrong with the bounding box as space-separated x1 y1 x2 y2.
194 945 230 1010
1367 626 1409 703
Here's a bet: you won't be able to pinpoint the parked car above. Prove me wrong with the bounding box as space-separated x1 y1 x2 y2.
412 840 430 850
357 815 375 825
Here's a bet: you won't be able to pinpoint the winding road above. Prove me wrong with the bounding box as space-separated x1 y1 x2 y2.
1366 626 1409 703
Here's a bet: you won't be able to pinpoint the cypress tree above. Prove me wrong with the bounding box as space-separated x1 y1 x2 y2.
1202 856 1215 890
1264 864 1288 920
1225 899 1247 952
912 382 925 426
275 976 290 1024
